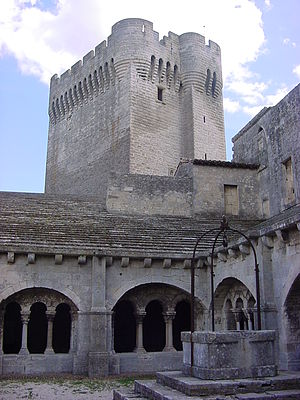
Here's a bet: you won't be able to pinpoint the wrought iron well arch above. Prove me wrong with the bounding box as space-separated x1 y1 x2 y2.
190 216 261 371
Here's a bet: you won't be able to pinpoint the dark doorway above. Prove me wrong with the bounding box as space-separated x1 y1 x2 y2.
3 302 22 354
173 300 190 351
143 300 165 352
28 302 47 353
53 303 71 353
114 300 136 353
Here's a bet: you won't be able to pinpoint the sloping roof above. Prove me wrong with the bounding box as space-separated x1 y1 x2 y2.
0 192 260 259
192 159 259 170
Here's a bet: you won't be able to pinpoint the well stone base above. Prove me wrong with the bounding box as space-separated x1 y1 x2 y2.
181 330 277 380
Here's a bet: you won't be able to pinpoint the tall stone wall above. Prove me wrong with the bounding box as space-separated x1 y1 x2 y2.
45 18 226 198
232 84 300 217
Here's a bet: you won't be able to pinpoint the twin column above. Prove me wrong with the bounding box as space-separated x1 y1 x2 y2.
134 310 176 353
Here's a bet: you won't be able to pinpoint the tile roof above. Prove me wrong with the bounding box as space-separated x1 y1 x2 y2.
0 192 260 259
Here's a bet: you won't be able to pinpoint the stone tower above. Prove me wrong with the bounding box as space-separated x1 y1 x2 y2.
45 18 226 199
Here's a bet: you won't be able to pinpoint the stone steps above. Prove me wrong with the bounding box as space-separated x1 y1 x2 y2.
112 371 300 400
156 371 300 396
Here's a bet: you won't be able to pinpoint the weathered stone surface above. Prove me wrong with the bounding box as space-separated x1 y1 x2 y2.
182 331 277 379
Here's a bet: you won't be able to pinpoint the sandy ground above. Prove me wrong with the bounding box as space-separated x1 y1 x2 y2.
0 377 136 400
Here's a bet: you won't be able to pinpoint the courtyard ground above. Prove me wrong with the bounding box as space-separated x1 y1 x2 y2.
0 375 147 399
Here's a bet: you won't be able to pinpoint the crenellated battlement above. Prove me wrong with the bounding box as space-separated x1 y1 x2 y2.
49 19 223 124
46 19 225 198
49 18 222 95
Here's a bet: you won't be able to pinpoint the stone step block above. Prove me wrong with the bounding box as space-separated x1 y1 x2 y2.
156 371 300 396
235 389 300 399
113 387 148 400
135 380 195 400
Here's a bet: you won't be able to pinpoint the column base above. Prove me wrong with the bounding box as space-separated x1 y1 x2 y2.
19 348 29 355
44 348 55 354
134 347 146 353
163 346 176 352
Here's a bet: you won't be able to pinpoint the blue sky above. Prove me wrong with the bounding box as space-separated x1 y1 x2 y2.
0 0 299 193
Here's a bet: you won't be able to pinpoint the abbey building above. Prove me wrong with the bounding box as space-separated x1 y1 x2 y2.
0 18 299 376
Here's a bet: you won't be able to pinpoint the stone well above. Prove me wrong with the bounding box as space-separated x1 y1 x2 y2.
182 330 277 380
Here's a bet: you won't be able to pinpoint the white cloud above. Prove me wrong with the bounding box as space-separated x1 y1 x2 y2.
223 98 240 113
293 64 300 78
0 0 266 86
243 105 265 117
265 86 289 106
283 38 296 48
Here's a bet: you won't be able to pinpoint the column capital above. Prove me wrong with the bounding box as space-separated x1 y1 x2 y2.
163 311 176 322
21 312 30 324
135 311 146 323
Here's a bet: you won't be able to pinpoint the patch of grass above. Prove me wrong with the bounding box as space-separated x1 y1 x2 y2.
0 374 155 394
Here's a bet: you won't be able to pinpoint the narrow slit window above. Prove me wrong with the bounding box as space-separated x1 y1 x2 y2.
157 87 163 101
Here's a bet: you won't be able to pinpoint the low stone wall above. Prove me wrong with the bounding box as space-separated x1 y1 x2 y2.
1 354 74 375
110 351 183 375
182 330 277 379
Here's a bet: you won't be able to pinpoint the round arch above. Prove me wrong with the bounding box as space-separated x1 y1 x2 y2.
213 277 256 331
0 285 81 311
283 273 300 370
112 283 204 354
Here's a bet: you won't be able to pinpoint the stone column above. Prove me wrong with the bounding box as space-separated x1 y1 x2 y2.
19 312 30 354
0 311 4 355
246 309 254 330
234 310 241 331
163 312 176 352
70 311 78 353
135 311 146 353
45 310 55 354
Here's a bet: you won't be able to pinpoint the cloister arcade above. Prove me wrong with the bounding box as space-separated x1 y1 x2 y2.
0 288 78 356
214 277 257 331
112 283 202 354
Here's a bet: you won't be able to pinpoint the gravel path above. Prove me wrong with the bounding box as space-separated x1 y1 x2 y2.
0 377 137 400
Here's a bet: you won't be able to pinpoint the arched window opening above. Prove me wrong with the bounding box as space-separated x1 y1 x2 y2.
225 299 235 330
205 68 211 94
143 300 165 352
110 58 116 83
28 302 47 354
88 74 93 93
174 65 178 85
3 302 22 354
64 92 69 113
113 300 136 353
78 81 84 101
83 78 88 97
104 62 110 84
60 95 65 115
235 298 247 330
212 71 217 96
51 101 57 119
173 300 190 351
73 85 79 105
94 70 99 89
150 55 156 80
158 58 163 83
166 61 171 85
99 66 104 90
55 98 60 116
53 303 71 353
